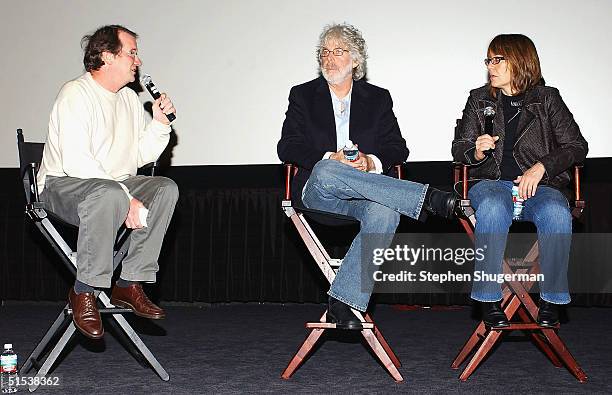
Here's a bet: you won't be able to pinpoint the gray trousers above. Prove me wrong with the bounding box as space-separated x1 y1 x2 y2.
40 175 179 288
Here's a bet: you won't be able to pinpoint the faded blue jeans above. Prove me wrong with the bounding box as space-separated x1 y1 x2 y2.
302 160 428 311
469 180 572 304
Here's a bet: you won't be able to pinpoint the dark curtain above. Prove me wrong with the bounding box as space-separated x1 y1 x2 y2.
157 187 327 303
1 162 611 306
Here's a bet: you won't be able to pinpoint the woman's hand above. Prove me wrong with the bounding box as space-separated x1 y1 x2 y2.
514 162 546 199
474 134 499 161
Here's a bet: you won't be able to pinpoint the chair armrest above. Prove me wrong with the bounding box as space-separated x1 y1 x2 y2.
283 163 296 201
30 162 40 202
452 162 462 184
26 162 40 203
571 163 585 217
573 163 583 201
452 162 469 199
395 163 405 180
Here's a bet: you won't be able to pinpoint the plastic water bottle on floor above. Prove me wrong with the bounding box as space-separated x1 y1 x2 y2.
343 140 358 161
1 344 18 393
512 184 524 220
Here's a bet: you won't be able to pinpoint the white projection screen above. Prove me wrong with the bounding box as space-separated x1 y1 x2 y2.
1 0 610 167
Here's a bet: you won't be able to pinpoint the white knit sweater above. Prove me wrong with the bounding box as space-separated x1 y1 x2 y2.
38 72 171 197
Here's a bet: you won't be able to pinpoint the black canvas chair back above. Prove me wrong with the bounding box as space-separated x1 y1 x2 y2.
17 128 44 204
15 128 169 391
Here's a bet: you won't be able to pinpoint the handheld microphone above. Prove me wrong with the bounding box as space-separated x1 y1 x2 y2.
482 106 495 157
140 74 176 122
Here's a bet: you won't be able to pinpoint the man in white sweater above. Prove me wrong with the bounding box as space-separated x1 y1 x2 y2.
38 25 178 339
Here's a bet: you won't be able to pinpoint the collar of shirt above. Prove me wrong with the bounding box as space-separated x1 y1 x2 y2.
329 84 353 150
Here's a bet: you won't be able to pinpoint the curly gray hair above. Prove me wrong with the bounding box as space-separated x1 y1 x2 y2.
317 23 367 81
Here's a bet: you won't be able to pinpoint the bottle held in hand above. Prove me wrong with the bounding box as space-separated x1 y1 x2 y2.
343 140 358 162
512 184 524 220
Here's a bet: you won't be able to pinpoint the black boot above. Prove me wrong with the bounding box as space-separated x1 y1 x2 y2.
327 296 363 330
482 301 510 328
419 187 457 221
536 299 560 327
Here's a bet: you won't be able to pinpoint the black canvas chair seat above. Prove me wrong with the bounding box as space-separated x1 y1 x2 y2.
298 205 359 227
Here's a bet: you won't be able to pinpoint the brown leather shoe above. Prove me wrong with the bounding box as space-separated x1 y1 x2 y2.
68 287 104 339
111 284 165 319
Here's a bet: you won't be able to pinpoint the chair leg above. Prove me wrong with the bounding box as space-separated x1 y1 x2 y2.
97 292 170 381
451 321 486 369
108 313 170 381
452 222 585 381
283 212 402 381
364 313 401 368
28 322 77 392
281 312 327 380
452 289 516 370
504 261 587 380
281 328 326 380
19 305 71 375
458 329 503 381
540 329 588 382
361 329 404 382
104 313 149 368
516 308 563 368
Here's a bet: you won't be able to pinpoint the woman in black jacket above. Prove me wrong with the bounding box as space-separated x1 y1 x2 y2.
452 34 588 328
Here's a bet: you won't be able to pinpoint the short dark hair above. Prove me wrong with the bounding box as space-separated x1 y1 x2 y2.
487 34 543 97
81 25 138 72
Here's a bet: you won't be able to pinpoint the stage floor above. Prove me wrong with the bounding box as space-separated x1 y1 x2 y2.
0 302 609 394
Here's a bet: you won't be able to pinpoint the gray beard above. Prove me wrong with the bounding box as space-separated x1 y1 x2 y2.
321 64 353 85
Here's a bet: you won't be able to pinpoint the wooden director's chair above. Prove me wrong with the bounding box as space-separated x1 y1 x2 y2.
450 160 587 382
280 163 404 382
16 129 169 391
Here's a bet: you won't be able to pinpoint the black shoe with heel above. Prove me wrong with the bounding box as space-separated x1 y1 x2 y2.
327 296 363 330
482 301 510 328
419 187 457 221
537 299 560 327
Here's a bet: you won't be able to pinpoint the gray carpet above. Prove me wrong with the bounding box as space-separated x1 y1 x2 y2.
0 302 610 394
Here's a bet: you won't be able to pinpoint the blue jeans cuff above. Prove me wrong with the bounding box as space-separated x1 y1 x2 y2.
470 293 503 303
327 290 367 312
540 293 571 305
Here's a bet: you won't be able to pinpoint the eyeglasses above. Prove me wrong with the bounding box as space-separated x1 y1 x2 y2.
484 56 505 66
320 48 350 58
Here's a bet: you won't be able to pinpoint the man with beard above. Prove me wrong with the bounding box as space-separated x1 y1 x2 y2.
277 23 456 329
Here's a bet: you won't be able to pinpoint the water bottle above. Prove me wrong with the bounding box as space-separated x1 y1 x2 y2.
512 184 524 220
1 344 17 393
343 140 358 161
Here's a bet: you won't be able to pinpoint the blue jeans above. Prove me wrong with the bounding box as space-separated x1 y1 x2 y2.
469 180 572 304
302 160 428 311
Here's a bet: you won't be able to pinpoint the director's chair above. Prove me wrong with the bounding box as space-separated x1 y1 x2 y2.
450 156 587 382
16 129 169 391
280 163 403 382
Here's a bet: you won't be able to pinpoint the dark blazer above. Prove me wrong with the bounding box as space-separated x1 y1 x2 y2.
451 85 588 190
277 76 409 205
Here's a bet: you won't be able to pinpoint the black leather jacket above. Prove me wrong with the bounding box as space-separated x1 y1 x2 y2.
452 85 588 190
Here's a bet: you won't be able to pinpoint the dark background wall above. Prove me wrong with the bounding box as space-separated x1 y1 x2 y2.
2 159 611 305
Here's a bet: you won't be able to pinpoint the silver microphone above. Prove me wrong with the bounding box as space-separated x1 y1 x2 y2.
140 74 176 122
